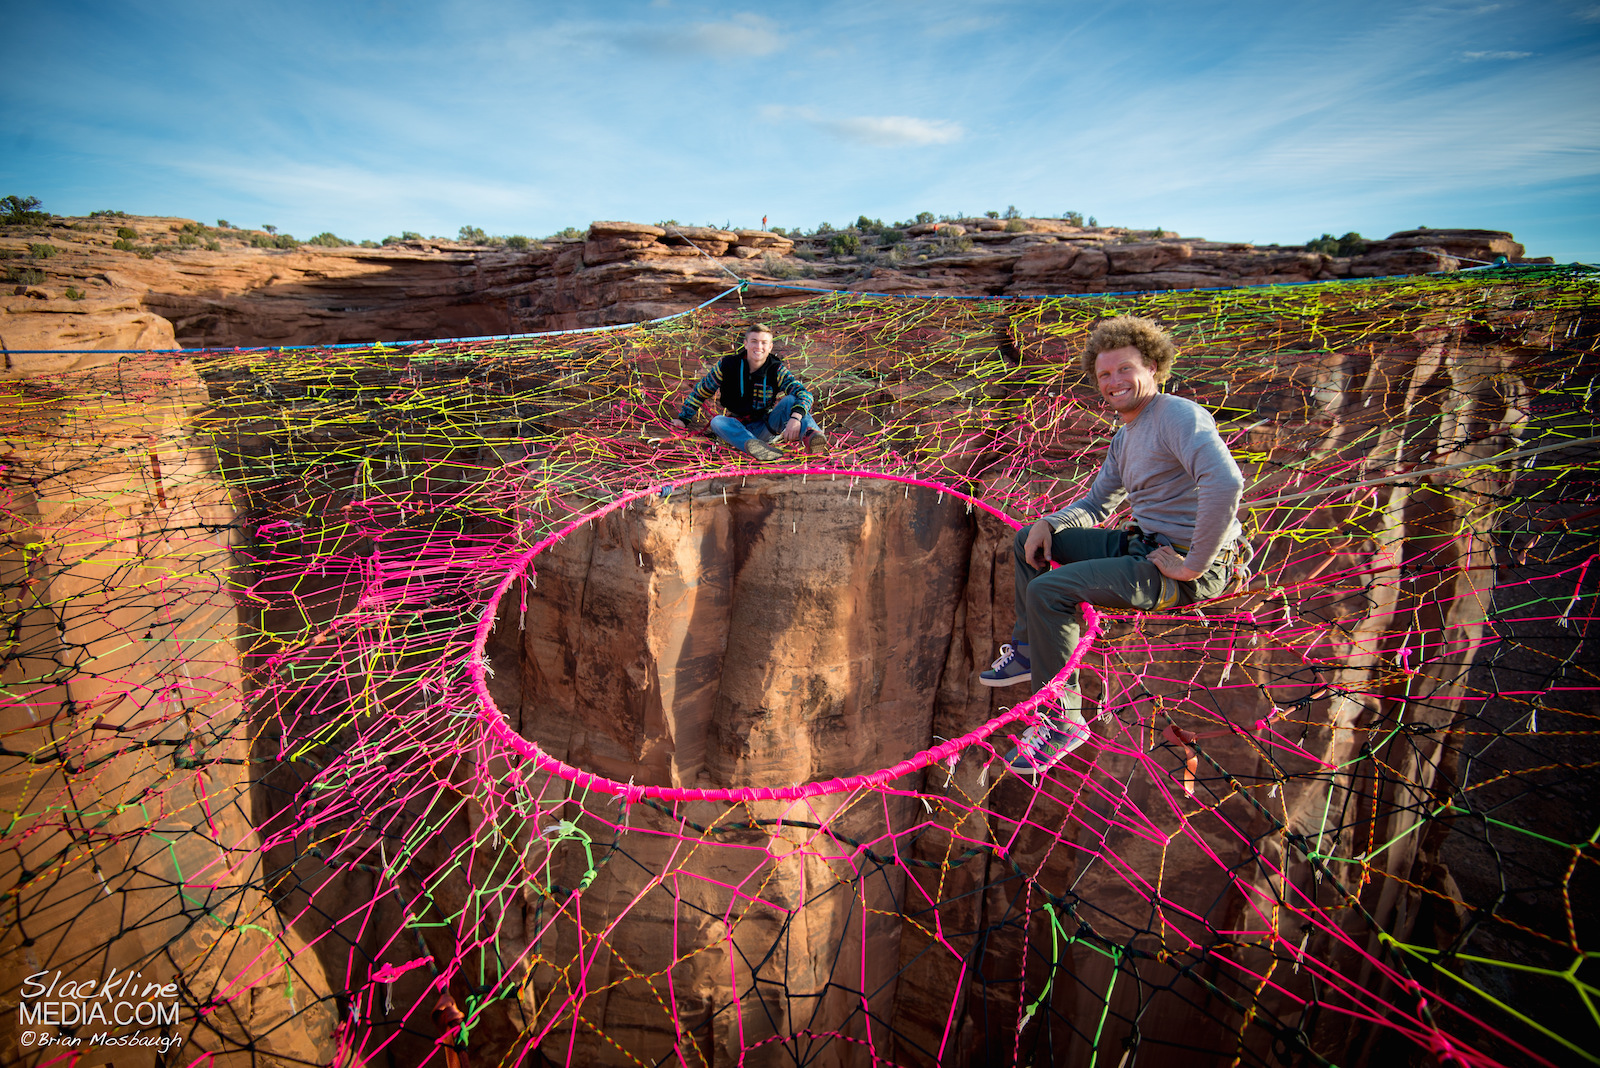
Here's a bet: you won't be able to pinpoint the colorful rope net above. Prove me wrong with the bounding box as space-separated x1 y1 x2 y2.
1 265 1597 1066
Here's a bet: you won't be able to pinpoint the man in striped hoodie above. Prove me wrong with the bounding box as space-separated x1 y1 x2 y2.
672 323 830 461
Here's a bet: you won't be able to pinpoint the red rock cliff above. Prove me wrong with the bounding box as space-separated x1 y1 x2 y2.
2 214 1542 353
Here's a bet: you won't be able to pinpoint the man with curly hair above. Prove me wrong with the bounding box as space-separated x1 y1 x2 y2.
982 315 1247 772
672 323 829 461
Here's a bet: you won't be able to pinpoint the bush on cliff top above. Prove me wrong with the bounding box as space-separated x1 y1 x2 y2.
1308 232 1371 257
2 195 49 226
251 232 300 249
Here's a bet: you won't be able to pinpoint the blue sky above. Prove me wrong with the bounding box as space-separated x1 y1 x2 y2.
5 1 1599 261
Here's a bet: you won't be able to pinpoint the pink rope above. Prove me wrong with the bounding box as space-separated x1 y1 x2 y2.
467 469 1106 802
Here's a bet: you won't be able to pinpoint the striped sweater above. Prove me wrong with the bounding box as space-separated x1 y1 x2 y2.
676 352 815 425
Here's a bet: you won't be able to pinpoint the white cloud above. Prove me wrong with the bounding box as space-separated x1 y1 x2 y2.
1462 50 1533 59
763 106 964 146
1577 4 1600 20
821 115 965 145
614 14 782 58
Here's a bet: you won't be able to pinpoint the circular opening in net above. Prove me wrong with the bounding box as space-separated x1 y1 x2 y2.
477 472 1027 793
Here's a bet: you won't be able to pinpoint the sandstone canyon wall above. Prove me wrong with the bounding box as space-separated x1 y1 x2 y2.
2 212 1542 353
0 222 1592 1068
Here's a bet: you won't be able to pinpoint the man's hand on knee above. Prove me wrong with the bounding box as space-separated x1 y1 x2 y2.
1024 519 1054 569
1148 545 1202 582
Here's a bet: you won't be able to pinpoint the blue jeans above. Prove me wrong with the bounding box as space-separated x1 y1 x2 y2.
708 395 820 451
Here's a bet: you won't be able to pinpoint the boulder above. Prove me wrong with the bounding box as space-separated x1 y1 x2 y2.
1011 243 1082 284
588 221 668 239
660 226 737 256
733 230 795 254
1373 229 1524 263
1105 241 1192 274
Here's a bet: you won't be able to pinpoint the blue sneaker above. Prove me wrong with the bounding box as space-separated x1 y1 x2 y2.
1004 705 1092 773
980 643 1031 687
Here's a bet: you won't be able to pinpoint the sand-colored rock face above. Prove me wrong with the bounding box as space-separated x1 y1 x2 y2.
0 357 336 1066
477 478 989 1065
506 477 979 790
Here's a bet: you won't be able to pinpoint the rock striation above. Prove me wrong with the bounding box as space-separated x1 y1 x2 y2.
1 215 1546 354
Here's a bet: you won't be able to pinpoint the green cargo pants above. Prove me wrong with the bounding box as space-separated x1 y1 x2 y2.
1009 526 1235 705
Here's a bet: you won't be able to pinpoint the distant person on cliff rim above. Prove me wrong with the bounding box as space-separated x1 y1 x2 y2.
672 322 830 462
983 315 1248 774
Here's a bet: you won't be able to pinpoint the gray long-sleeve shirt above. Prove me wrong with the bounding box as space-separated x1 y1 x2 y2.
1045 393 1244 571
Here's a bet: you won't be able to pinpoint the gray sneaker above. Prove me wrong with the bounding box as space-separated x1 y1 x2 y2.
979 643 1031 687
743 438 784 462
1004 704 1092 773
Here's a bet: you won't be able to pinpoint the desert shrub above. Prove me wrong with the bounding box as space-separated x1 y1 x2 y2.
1 196 48 225
915 211 935 224
116 227 138 240
458 225 489 244
878 229 904 246
359 239 379 248
90 209 128 219
792 247 817 262
1003 205 1021 220
1088 216 1098 227
263 224 279 234
217 219 232 228
505 235 530 250
65 287 84 300
1004 219 1027 233
553 226 583 240
29 243 57 258
985 210 1000 219
112 238 136 252
760 251 800 278
815 221 834 234
6 266 46 285
307 232 352 247
178 234 199 246
251 233 299 249
855 215 885 234
932 234 974 255
1307 231 1370 256
205 240 222 251
829 232 862 256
